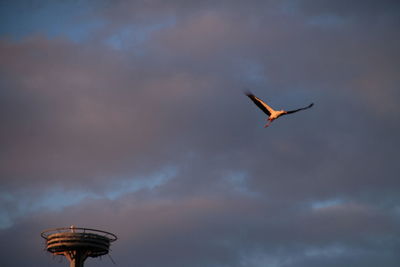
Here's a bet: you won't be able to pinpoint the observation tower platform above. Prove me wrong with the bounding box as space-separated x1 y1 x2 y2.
41 226 117 267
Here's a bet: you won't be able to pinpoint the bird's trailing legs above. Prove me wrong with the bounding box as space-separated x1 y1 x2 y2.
264 119 273 128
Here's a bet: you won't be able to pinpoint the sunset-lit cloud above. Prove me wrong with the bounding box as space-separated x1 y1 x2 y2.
1 0 399 266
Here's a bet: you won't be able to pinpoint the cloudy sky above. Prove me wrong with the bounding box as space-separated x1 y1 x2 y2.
0 0 399 266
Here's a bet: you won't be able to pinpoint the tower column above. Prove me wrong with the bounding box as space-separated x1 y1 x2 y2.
65 251 87 267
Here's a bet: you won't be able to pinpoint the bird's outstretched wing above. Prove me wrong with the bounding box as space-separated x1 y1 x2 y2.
283 103 314 115
245 91 273 116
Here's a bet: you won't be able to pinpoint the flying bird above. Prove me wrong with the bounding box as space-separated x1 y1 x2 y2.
245 91 314 127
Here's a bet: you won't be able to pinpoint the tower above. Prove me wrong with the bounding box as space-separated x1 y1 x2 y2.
41 226 117 267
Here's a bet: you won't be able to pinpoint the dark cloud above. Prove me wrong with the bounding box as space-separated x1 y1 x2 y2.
1 195 399 267
294 0 400 19
0 0 399 266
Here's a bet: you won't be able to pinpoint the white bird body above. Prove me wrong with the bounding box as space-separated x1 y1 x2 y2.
269 110 286 120
245 91 313 127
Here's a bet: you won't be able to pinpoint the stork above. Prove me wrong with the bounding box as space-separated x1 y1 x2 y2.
245 91 314 127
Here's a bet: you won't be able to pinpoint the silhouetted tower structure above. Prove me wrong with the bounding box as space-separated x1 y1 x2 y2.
41 226 117 267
